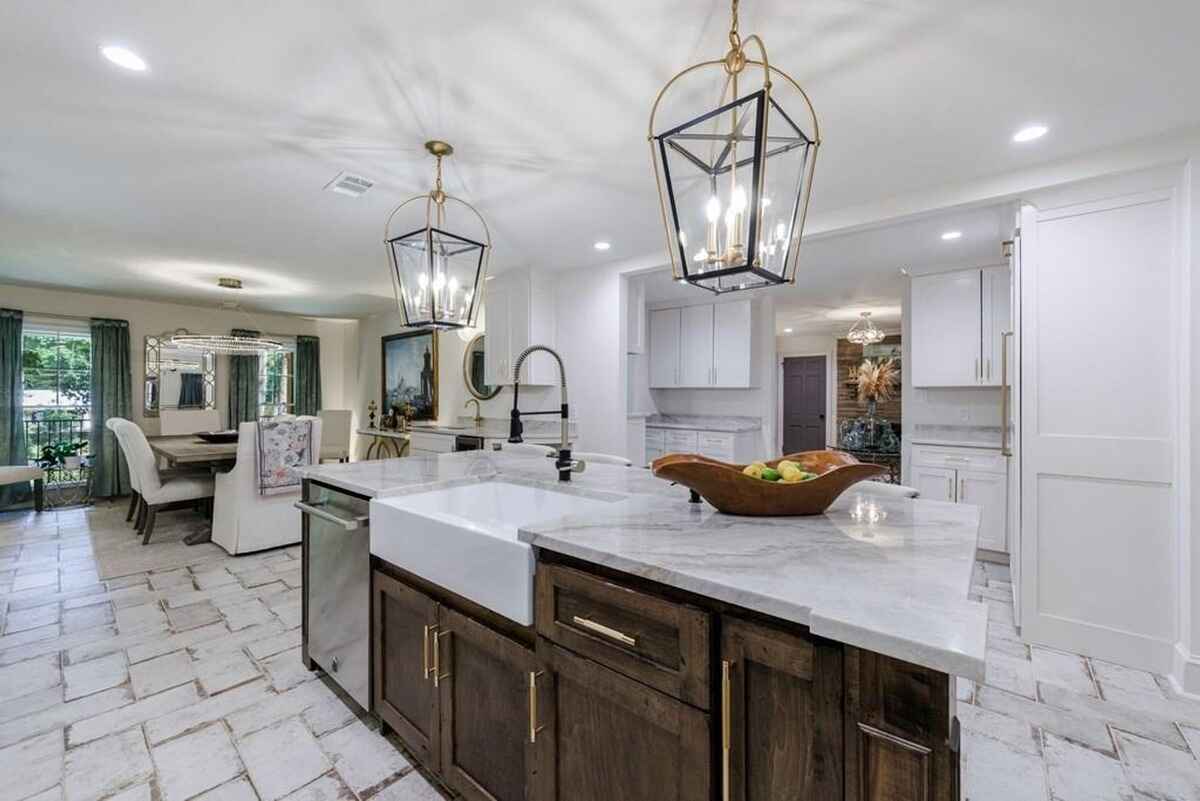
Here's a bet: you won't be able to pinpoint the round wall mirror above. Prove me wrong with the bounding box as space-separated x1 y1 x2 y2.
463 334 500 400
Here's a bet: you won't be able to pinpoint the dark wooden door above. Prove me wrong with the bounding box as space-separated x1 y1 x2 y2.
534 641 710 801
373 570 441 769
783 356 827 453
721 616 843 800
438 607 537 801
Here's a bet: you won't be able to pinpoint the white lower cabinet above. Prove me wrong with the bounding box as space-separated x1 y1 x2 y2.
911 445 1008 554
645 427 757 466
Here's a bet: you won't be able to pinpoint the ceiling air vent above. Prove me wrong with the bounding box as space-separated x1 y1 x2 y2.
324 171 375 198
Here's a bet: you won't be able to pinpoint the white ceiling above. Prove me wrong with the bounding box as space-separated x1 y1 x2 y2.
2 1 1199 317
643 202 1011 334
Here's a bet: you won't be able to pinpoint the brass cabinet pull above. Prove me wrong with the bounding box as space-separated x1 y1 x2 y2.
721 660 732 801
960 478 966 501
947 476 953 500
1000 331 1013 456
422 625 433 680
432 630 451 687
528 671 545 744
571 615 637 647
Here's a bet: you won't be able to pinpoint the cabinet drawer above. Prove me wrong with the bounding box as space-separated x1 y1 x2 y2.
535 563 711 708
696 432 734 461
911 445 1005 474
663 429 699 452
409 432 455 453
645 428 666 448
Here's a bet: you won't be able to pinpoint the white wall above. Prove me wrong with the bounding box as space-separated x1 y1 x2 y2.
1 283 355 435
776 333 839 448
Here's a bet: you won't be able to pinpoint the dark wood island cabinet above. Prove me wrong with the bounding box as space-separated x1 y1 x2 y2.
370 552 960 801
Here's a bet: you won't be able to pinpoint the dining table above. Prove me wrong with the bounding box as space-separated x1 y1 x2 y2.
147 434 240 469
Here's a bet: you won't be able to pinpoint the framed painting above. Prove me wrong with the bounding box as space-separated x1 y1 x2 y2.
381 329 438 421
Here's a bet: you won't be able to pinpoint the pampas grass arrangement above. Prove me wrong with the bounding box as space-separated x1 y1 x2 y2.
856 358 898 402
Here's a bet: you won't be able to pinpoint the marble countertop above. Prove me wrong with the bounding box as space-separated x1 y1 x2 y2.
645 414 762 433
908 424 1006 449
407 416 575 441
300 451 986 680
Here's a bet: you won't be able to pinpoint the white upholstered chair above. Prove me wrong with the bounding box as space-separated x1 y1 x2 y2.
0 466 45 512
106 417 141 526
212 416 322 555
112 418 215 544
318 410 352 462
160 408 222 435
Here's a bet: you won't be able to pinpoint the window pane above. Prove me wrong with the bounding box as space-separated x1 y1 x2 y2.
59 336 91 370
23 368 58 407
22 334 59 371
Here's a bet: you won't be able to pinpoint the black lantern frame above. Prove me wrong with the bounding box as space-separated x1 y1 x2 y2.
383 142 491 330
648 4 820 295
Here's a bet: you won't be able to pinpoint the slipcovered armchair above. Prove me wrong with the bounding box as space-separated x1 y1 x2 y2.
0 466 44 512
212 416 322 555
318 409 352 462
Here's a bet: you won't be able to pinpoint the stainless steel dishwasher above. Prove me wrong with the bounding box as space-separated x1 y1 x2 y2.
296 481 371 711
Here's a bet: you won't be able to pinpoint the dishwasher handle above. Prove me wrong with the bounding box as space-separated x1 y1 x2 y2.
295 500 369 531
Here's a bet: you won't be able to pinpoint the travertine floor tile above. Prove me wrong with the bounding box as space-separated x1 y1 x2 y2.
62 651 126 701
63 728 153 801
195 650 260 695
961 728 1049 801
144 680 272 746
0 652 60 704
958 700 1041 756
1031 646 1098 698
371 773 447 801
1116 730 1200 801
261 647 317 692
60 603 113 634
192 777 259 801
4 603 61 634
165 601 222 632
238 718 331 801
0 686 132 749
129 650 194 698
279 776 353 801
67 681 198 746
319 720 411 794
0 730 64 801
1043 732 1133 801
152 723 244 801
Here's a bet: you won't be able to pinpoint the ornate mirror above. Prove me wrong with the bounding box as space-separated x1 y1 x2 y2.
462 333 500 400
144 330 216 416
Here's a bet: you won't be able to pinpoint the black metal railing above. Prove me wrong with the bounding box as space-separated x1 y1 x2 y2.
24 408 92 486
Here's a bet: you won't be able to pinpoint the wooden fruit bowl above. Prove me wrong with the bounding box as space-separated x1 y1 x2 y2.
651 450 887 516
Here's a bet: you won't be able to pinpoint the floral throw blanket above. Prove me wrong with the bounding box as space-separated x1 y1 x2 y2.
256 419 314 495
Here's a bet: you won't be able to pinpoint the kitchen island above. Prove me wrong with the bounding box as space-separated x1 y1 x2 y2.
299 451 986 801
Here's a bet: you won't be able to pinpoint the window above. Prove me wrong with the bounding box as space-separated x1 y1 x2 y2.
21 324 92 475
258 343 295 417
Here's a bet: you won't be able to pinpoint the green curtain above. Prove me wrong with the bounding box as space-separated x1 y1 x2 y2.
89 317 132 499
228 328 260 426
295 335 322 416
0 308 29 508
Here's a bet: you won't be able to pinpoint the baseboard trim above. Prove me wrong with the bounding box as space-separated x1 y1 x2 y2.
1021 613 1175 675
1170 642 1200 698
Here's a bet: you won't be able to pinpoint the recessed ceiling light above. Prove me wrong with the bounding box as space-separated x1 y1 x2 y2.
783 327 793 334
593 241 611 251
941 231 963 241
1012 124 1048 143
101 45 147 72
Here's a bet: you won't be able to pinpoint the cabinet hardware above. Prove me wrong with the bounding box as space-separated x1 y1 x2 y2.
960 478 966 500
721 660 732 801
986 358 991 381
528 670 545 743
571 615 637 647
1000 331 1013 456
432 629 451 687
422 625 433 680
975 358 980 381
948 476 953 500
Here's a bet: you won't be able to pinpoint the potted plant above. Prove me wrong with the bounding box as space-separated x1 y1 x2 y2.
38 440 88 471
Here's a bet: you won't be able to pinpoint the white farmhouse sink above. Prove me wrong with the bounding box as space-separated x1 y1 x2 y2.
370 481 621 625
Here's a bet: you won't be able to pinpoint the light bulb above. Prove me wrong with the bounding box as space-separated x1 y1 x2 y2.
706 196 721 222
775 222 786 242
760 197 772 208
448 276 459 294
417 273 429 288
694 248 708 262
433 272 446 291
730 185 747 212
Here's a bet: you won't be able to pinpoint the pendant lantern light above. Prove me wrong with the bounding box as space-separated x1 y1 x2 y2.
648 0 820 294
847 312 885 345
384 141 491 329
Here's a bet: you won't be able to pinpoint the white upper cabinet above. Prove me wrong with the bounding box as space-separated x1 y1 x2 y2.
910 266 1010 387
980 265 1011 387
713 300 753 387
648 299 755 389
679 305 714 386
648 308 681 388
483 269 556 386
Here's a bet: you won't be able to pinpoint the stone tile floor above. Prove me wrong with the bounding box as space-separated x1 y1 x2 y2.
1 503 1199 801
0 503 447 801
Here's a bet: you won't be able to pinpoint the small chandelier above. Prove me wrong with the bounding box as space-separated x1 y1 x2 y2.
649 0 820 294
383 141 491 329
847 312 885 345
171 286 285 355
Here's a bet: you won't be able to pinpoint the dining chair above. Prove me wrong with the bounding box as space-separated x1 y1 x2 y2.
318 409 353 462
160 408 222 436
211 416 322 555
113 419 215 545
106 417 141 526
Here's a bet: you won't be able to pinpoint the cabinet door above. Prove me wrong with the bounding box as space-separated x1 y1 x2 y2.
648 308 681 388
713 300 753 387
438 607 537 801
720 617 843 800
485 283 512 387
627 278 646 355
959 469 1007 552
533 641 710 801
911 466 956 503
909 270 982 387
980 265 1011 387
373 570 441 769
679 304 715 386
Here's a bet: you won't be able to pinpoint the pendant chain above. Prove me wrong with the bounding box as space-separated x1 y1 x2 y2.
728 0 741 50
